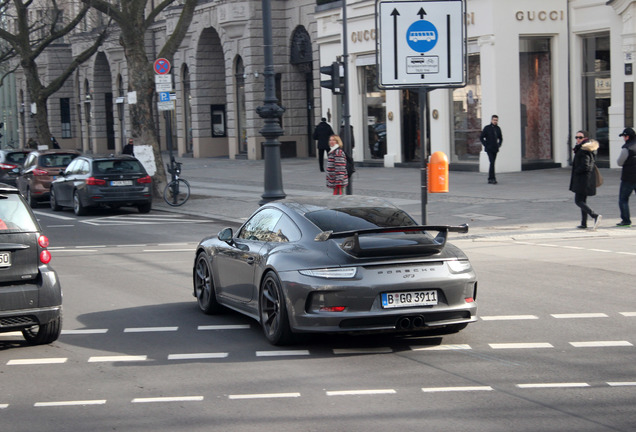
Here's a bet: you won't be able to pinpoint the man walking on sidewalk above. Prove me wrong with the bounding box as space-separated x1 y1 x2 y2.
616 127 636 227
480 114 503 184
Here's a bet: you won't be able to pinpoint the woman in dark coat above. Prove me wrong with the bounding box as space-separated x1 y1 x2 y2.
326 135 348 195
569 130 601 229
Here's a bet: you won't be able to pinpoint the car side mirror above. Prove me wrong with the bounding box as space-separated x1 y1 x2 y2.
218 227 234 243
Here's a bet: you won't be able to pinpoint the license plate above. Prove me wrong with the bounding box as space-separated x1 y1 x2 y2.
0 252 11 268
110 180 133 186
381 290 438 308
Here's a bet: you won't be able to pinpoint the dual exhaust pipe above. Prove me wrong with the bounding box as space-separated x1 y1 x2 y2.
397 315 425 330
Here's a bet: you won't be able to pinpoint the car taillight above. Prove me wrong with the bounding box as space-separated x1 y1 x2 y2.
38 235 51 264
0 162 17 169
86 177 107 185
33 168 48 176
38 235 49 248
136 175 152 184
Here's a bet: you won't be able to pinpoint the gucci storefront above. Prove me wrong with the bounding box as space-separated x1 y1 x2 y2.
316 0 634 172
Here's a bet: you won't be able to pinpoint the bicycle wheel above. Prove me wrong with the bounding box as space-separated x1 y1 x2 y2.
163 178 191 206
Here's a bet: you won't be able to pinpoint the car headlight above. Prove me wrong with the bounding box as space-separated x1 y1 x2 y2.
447 259 472 273
298 267 357 279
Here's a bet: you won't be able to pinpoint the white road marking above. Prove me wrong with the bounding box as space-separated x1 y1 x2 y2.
88 355 147 363
489 342 553 349
620 312 636 317
168 353 229 360
516 383 590 389
0 404 8 409
607 382 636 387
421 386 493 393
411 344 472 351
62 329 108 335
131 396 203 403
229 393 301 400
34 400 107 407
143 249 193 252
589 248 612 253
7 358 67 365
333 347 393 355
326 389 396 396
255 350 310 357
481 315 538 321
570 341 633 348
123 327 178 333
198 324 251 330
551 313 608 319
33 211 74 220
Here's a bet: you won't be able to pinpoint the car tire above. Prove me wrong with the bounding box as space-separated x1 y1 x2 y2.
138 202 152 214
49 187 62 211
193 252 223 314
259 272 294 346
73 191 87 216
22 316 62 345
26 187 38 208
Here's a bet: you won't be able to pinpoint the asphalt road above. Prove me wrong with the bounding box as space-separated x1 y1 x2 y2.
1 207 635 431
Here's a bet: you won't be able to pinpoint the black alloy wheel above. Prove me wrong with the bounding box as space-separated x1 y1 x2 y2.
259 272 293 345
49 187 61 211
193 252 222 314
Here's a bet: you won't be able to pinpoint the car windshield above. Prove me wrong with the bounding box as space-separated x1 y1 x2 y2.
305 207 418 232
94 160 145 174
40 153 77 168
0 194 38 232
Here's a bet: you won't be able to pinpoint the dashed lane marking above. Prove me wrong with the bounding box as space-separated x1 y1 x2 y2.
131 396 204 404
489 342 554 349
569 341 633 348
333 347 393 355
516 383 590 389
326 389 396 396
228 393 301 400
198 324 251 330
7 358 67 365
422 386 493 393
123 327 178 333
480 315 538 321
255 350 310 357
168 353 229 360
411 344 471 351
87 355 148 363
34 400 107 407
551 313 608 319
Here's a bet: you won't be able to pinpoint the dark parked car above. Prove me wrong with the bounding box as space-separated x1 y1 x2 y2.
16 149 81 207
0 184 62 345
192 196 477 345
0 149 30 186
50 154 152 215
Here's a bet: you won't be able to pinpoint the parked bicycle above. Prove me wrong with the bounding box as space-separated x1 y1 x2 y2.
163 157 191 206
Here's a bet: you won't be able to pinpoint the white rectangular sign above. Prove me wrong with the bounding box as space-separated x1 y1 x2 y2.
156 83 173 92
377 0 466 88
157 101 175 111
155 75 172 84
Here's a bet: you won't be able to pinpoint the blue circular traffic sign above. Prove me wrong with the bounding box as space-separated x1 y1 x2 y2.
406 20 438 53
154 58 171 75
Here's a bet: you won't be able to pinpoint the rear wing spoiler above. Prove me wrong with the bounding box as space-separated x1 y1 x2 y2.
314 224 469 257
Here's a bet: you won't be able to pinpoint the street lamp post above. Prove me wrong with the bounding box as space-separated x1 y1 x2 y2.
257 0 286 205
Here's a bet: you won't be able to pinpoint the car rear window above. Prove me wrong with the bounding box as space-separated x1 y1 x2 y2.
94 160 145 174
305 207 418 232
40 153 78 168
0 194 39 232
7 152 28 164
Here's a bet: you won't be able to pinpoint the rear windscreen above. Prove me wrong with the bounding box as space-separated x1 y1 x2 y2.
94 160 146 174
0 194 39 232
305 207 418 232
40 153 78 168
7 152 28 164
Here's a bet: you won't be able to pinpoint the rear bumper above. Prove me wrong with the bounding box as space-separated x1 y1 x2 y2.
0 266 62 332
82 186 152 207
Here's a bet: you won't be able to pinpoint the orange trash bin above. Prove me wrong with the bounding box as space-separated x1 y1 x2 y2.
428 151 449 193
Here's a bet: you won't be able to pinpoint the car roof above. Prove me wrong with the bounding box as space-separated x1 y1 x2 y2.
77 154 138 161
28 149 81 157
0 183 19 194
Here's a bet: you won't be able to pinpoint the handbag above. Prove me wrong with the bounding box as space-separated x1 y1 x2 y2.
594 165 604 187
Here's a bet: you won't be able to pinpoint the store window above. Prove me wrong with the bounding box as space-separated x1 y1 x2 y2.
520 37 553 162
582 33 610 162
363 65 386 160
452 51 481 163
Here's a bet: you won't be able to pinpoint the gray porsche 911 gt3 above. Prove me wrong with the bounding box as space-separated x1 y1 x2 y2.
192 196 477 345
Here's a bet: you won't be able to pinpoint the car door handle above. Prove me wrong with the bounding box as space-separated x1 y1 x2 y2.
246 257 255 265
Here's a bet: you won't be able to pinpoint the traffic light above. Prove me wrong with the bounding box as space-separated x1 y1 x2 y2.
320 62 345 95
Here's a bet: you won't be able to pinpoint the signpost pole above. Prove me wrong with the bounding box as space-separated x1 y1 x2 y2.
419 87 428 224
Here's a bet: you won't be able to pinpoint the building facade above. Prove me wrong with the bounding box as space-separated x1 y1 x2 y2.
7 0 636 174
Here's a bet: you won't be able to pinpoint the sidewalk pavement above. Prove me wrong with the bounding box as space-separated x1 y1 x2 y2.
154 155 636 240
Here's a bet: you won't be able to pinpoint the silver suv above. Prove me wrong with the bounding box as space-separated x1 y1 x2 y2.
0 183 62 344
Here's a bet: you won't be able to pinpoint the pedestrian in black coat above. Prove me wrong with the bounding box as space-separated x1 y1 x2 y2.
480 114 503 184
569 130 601 230
313 118 334 172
